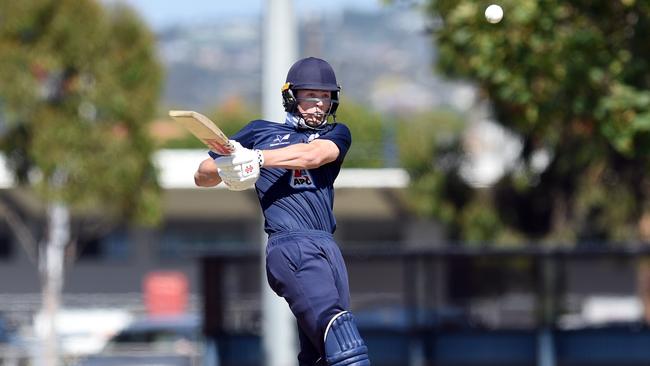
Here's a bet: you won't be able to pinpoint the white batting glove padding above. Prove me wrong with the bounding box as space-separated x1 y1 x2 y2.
214 140 260 191
221 178 255 191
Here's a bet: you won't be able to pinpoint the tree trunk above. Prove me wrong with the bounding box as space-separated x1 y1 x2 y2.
638 211 650 324
638 259 650 324
38 202 70 366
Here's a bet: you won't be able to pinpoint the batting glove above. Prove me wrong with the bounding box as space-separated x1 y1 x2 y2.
214 140 264 191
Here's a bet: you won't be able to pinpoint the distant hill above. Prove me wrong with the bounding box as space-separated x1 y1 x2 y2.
154 7 467 114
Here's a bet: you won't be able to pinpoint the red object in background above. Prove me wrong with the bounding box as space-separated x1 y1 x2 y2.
143 271 189 316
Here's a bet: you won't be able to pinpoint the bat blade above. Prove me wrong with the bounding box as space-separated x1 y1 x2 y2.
168 110 236 155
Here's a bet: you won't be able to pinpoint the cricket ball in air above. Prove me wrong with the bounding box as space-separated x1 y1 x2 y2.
485 4 503 24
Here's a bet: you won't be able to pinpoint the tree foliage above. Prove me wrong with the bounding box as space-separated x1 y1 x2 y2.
161 96 259 150
162 95 386 167
0 0 163 225
337 97 385 168
398 109 466 222
417 0 650 244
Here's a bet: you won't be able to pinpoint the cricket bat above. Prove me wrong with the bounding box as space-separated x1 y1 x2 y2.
168 110 236 155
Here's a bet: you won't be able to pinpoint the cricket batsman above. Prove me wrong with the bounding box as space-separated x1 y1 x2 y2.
194 57 371 366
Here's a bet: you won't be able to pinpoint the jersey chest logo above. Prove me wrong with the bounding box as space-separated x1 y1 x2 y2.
290 169 316 189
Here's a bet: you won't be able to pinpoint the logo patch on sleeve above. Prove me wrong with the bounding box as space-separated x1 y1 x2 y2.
290 169 316 189
270 134 291 147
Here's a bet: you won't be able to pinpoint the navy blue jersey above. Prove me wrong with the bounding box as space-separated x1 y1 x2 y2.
209 115 351 235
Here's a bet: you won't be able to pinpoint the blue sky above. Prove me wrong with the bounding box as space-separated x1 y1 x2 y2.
108 0 384 29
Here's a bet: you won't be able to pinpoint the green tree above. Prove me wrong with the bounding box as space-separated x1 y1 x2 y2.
163 95 386 167
337 97 385 168
0 0 162 223
414 0 650 245
162 96 259 149
0 1 162 363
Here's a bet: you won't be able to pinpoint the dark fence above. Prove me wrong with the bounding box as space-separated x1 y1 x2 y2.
200 244 650 366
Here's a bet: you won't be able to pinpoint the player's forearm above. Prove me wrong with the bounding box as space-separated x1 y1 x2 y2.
194 159 223 187
194 171 222 187
262 142 335 169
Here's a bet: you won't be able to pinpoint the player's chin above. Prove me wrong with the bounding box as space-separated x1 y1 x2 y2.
305 119 325 128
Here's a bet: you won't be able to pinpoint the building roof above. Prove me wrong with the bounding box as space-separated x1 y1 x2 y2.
154 149 409 189
0 150 410 220
0 150 409 190
154 150 410 220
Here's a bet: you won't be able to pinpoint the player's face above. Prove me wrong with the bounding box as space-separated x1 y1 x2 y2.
296 89 331 127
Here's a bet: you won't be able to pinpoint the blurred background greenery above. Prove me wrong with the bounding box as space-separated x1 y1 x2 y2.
2 0 650 365
0 0 162 225
4 0 650 246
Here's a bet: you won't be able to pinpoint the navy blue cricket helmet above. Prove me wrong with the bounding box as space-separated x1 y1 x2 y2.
282 57 341 127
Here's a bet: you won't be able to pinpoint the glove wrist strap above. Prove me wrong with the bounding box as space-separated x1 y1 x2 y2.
255 149 265 168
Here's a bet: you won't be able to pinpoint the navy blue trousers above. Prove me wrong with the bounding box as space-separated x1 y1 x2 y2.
265 230 351 366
